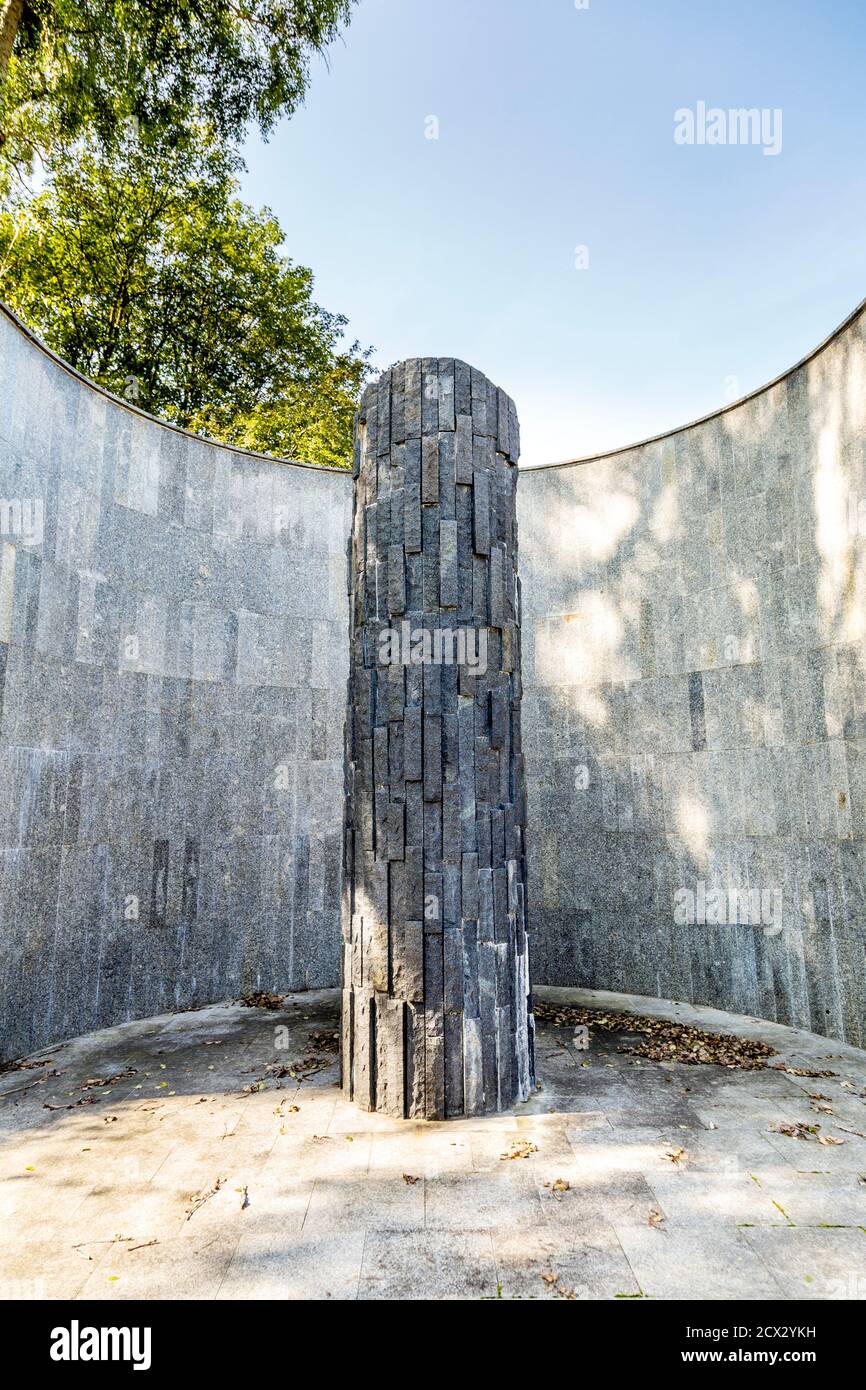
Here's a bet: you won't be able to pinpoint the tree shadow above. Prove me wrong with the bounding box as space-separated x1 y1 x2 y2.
519 305 866 1049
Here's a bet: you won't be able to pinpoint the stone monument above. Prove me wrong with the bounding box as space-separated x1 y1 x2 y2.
341 358 535 1117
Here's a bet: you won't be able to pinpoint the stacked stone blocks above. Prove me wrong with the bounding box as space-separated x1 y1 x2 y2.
341 358 535 1117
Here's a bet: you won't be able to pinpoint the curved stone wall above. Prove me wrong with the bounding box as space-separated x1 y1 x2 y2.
518 299 866 1047
4 292 866 1061
0 306 352 1061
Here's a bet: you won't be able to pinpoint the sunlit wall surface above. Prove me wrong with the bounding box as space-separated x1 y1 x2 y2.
520 301 866 1046
3 297 866 1058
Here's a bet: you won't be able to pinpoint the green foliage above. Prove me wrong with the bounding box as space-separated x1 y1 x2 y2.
0 129 369 467
0 0 355 178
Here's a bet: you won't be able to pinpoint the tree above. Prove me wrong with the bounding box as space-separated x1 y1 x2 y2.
0 129 370 467
0 0 355 175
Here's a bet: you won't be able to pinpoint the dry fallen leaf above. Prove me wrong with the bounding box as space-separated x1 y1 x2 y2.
770 1122 817 1140
774 1065 838 1079
239 991 284 1010
533 1000 776 1069
539 1271 577 1299
500 1141 538 1161
81 1069 137 1090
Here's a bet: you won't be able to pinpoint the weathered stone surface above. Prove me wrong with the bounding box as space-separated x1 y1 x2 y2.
0 305 351 1063
518 300 866 1049
342 360 535 1116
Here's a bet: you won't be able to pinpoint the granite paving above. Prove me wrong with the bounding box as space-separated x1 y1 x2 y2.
1 985 864 1301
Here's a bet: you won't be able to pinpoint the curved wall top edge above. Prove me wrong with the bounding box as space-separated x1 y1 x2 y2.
0 299 352 478
9 289 866 481
523 293 866 473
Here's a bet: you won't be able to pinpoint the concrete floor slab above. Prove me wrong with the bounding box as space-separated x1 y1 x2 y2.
741 1227 866 1300
613 1219 787 1299
493 1223 640 1300
359 1229 497 1301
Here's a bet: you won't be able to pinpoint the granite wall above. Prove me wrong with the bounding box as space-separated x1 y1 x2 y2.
4 291 866 1061
519 299 866 1048
0 306 351 1061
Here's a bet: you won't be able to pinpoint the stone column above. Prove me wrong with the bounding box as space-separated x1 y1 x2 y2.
341 359 535 1118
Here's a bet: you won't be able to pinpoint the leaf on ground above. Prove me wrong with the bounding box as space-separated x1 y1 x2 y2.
532 1000 776 1069
0 1056 56 1075
82 1069 137 1090
773 1065 839 1079
770 1122 819 1140
540 1271 577 1299
238 991 285 1010
500 1140 538 1161
44 1094 96 1111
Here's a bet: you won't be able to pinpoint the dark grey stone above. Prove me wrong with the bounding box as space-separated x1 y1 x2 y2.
342 358 534 1116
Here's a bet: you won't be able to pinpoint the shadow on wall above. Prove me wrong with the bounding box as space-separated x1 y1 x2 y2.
3 293 866 1062
519 299 866 1048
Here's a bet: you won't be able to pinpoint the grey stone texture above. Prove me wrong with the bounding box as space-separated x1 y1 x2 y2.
0 306 351 1061
341 360 535 1117
518 299 866 1048
4 288 866 1065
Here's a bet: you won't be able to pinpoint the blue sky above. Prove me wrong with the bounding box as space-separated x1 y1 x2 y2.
242 0 866 466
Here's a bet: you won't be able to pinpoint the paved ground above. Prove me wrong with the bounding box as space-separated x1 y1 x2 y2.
1 987 865 1301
